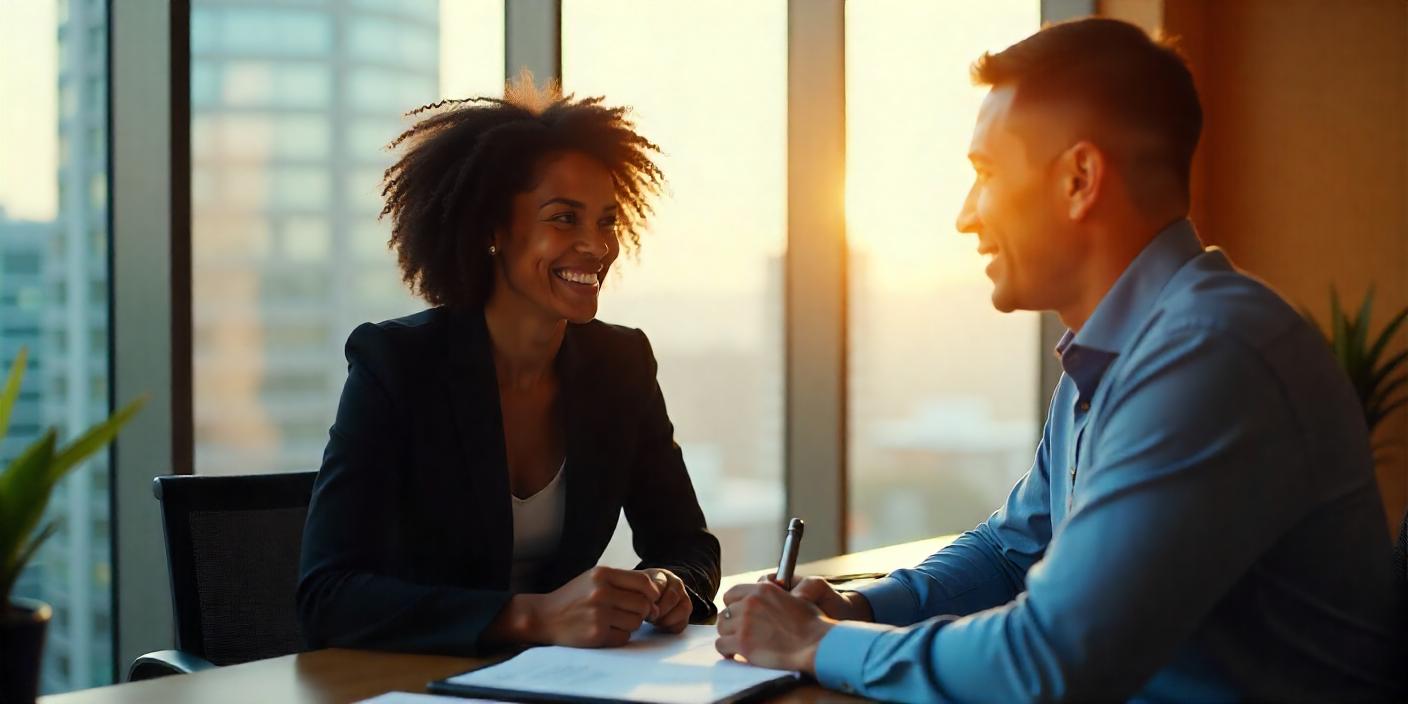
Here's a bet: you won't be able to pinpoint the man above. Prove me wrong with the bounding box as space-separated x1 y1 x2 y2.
716 17 1406 702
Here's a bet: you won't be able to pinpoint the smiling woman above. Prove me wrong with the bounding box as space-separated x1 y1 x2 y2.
295 81 723 657
379 84 663 312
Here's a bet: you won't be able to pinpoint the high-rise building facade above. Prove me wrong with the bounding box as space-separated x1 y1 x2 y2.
190 0 436 475
43 0 112 689
0 211 47 463
2 0 115 693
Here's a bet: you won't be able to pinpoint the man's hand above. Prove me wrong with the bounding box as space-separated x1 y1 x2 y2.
789 577 875 622
714 582 835 674
639 568 692 633
757 573 876 622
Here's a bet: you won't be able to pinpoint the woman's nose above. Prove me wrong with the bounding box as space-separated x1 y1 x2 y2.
578 231 611 258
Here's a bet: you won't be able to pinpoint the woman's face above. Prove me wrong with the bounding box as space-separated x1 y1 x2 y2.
491 151 621 324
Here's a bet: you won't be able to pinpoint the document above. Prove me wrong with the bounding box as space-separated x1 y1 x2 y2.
358 693 508 703
432 624 800 704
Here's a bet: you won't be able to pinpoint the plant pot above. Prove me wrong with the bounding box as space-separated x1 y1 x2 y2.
1 597 52 704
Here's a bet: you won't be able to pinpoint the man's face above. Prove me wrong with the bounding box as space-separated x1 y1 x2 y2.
955 86 1087 314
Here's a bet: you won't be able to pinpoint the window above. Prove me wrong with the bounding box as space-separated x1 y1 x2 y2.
190 6 333 57
563 0 788 574
348 68 438 113
0 0 113 693
4 252 42 275
845 0 1042 550
218 61 332 109
348 17 438 67
191 0 504 475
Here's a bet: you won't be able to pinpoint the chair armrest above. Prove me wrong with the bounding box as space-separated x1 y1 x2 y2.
126 649 217 681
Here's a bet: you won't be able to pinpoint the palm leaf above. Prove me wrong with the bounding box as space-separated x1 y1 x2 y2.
0 522 56 614
0 347 27 443
47 395 147 483
0 346 146 608
1366 306 1408 370
1315 286 1408 436
1352 286 1375 362
0 431 58 605
1370 374 1408 411
1370 348 1408 392
1370 396 1408 431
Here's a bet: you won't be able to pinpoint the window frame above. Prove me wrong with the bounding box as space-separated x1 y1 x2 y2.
108 0 1088 678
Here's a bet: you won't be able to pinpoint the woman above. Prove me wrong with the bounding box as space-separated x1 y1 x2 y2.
296 83 721 656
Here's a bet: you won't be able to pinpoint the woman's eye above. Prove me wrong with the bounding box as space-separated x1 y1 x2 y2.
549 212 577 225
598 217 618 230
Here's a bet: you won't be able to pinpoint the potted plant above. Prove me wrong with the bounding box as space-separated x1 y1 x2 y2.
1303 286 1408 447
0 348 144 704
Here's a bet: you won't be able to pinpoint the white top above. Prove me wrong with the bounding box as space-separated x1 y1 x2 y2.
508 461 567 593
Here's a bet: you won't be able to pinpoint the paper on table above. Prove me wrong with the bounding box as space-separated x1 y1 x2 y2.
357 692 508 703
443 624 800 704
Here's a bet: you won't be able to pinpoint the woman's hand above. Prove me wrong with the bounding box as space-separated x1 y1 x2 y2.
493 566 663 648
639 568 692 632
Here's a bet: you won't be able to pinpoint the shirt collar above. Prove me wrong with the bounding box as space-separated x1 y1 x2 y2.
1058 219 1205 400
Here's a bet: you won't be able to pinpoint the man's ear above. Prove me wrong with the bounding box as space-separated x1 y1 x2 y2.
1060 140 1105 222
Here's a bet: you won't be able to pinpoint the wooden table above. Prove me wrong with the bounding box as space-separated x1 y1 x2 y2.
42 537 953 704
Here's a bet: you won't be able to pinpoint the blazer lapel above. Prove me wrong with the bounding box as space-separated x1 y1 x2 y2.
540 324 613 589
444 307 513 588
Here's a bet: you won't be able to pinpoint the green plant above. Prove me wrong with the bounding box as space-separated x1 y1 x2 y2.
1303 286 1408 438
0 348 145 611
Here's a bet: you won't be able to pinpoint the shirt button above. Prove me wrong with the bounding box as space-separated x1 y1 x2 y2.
1069 466 1077 479
1077 400 1091 412
842 683 855 693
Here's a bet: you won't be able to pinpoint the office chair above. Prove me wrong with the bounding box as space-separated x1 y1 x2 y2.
127 472 316 681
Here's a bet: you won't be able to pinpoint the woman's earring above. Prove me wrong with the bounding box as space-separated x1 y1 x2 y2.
488 245 497 256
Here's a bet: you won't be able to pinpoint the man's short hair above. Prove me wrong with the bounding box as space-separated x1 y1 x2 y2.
972 17 1202 197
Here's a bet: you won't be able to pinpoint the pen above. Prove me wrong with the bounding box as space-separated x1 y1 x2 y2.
774 517 805 590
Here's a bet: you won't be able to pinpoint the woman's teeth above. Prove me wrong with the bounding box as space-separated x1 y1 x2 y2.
554 269 599 286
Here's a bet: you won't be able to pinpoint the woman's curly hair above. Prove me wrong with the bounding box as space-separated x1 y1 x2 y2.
379 79 664 308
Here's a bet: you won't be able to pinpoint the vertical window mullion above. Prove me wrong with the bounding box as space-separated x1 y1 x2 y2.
505 0 560 84
110 0 187 678
786 0 847 560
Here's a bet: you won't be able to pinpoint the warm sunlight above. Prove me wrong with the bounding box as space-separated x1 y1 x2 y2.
846 0 1042 549
0 0 58 220
846 0 1038 290
562 0 788 575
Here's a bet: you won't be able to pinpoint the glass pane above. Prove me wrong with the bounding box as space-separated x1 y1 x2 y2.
846 1 1042 551
563 0 787 575
191 1 504 475
0 0 113 693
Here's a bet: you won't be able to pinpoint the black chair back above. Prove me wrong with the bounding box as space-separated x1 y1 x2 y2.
153 472 315 666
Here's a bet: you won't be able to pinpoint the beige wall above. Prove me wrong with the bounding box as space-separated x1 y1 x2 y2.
1100 0 1408 530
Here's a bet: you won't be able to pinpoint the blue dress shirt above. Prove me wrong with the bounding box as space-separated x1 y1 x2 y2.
815 220 1407 702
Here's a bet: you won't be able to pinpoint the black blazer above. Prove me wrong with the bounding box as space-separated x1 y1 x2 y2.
297 307 721 655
